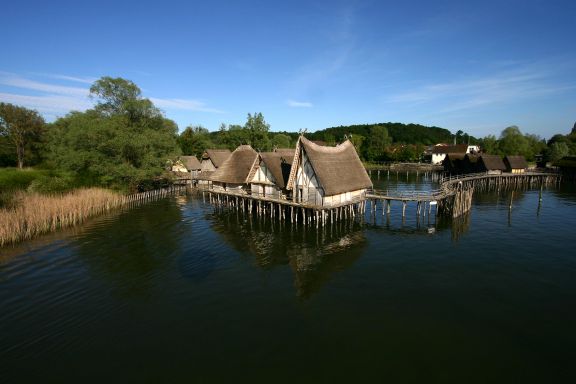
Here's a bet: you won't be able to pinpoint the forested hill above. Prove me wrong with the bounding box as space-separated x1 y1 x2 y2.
308 122 454 145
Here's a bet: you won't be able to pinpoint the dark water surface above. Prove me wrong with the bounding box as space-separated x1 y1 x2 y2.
2 175 576 383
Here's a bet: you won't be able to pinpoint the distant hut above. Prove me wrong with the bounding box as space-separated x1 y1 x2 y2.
209 145 258 193
172 156 202 177
249 149 295 199
286 136 372 207
504 155 528 174
477 155 506 174
198 149 232 185
463 153 480 174
201 149 231 172
431 144 479 165
442 153 466 174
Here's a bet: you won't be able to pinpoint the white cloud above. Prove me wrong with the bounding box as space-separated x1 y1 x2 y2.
0 72 224 118
150 97 224 113
0 92 93 116
385 64 576 114
46 74 97 85
287 100 313 108
0 72 89 97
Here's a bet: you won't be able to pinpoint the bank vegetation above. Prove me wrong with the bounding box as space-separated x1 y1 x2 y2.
0 188 123 246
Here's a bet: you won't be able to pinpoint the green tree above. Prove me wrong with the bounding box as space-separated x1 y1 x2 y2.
271 133 291 149
548 142 570 163
479 134 498 154
0 102 45 168
245 112 270 151
179 125 212 155
498 126 530 157
363 125 391 161
48 77 180 190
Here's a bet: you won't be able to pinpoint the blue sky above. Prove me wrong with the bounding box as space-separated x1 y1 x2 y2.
1 0 575 139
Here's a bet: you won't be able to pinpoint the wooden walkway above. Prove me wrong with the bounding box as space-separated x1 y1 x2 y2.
366 171 560 218
191 170 561 223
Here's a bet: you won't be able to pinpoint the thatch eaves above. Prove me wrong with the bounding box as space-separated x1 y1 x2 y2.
504 155 528 170
202 149 232 168
479 155 507 171
432 144 468 154
290 136 372 196
179 156 202 171
209 145 258 184
258 150 295 189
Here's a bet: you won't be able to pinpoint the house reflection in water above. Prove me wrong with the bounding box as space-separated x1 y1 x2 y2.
209 210 366 298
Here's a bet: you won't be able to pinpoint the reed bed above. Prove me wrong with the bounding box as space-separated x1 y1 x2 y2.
0 188 123 247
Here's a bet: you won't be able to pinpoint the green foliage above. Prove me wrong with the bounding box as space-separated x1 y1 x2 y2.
271 133 292 148
362 125 392 161
244 112 271 151
548 142 570 163
47 77 180 191
0 168 71 207
0 102 45 168
179 125 213 156
478 135 498 154
27 175 75 194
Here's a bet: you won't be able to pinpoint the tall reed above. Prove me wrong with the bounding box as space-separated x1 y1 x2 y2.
0 188 123 247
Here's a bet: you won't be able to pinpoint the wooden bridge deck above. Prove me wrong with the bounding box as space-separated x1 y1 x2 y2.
367 171 560 203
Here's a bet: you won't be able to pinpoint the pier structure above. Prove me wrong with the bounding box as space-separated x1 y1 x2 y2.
364 171 560 219
196 171 560 225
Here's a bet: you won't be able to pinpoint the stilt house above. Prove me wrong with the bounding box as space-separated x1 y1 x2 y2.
200 149 231 172
249 149 295 199
172 156 202 177
209 145 258 193
442 153 466 174
286 136 372 207
504 155 528 174
477 155 507 174
431 144 479 165
198 149 232 185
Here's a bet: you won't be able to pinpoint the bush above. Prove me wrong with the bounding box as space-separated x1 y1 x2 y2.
27 175 75 194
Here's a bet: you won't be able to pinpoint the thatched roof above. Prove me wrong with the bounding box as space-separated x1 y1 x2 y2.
289 136 372 195
202 149 231 168
504 155 527 170
432 144 468 154
209 145 258 184
179 156 201 171
479 155 506 171
258 150 295 188
465 153 479 163
443 153 466 165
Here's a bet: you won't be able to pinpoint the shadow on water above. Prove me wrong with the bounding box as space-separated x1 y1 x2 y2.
71 199 186 298
209 209 367 299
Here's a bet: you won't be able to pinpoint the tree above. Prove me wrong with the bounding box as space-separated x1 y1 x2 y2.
498 126 530 157
90 76 160 122
479 134 498 154
244 112 270 151
48 77 180 190
363 125 391 161
271 133 291 149
548 142 570 163
0 103 45 168
179 125 212 155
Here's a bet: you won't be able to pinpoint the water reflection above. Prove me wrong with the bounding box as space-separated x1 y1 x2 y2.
210 210 367 298
73 200 186 298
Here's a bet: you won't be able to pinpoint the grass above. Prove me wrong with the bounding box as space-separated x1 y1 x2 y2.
0 188 123 247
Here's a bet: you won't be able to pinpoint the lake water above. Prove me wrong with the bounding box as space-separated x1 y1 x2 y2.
2 174 576 383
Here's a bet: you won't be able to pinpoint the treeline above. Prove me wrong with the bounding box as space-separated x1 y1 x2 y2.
2 75 576 194
1 77 180 192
